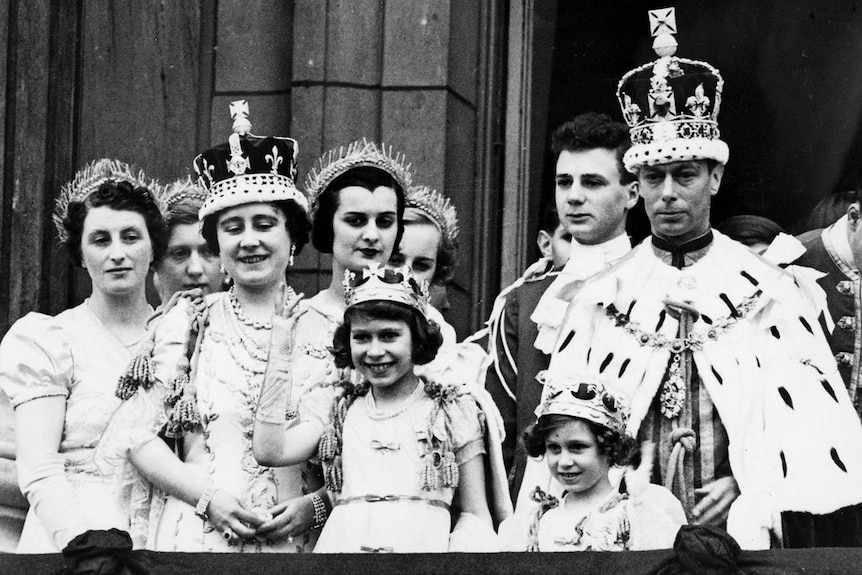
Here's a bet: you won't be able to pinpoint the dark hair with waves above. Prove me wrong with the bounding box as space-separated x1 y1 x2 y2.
332 300 443 368
522 413 637 467
311 166 406 254
63 180 167 267
551 112 635 185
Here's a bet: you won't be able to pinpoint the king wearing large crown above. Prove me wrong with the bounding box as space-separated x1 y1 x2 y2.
539 9 862 550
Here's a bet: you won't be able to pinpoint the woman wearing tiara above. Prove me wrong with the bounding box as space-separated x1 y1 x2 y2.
0 159 167 552
96 102 320 552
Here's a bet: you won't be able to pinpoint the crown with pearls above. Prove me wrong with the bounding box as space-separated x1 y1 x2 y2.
53 158 156 243
405 185 459 244
194 100 308 219
617 8 728 173
343 263 430 317
536 372 628 435
305 139 413 219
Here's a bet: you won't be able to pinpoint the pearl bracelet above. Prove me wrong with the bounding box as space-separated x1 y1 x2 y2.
195 485 217 520
310 492 327 529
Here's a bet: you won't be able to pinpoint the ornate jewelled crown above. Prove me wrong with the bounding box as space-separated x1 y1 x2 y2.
194 100 308 219
405 185 459 243
343 263 430 317
305 139 413 219
53 158 155 243
616 8 729 173
536 371 628 435
158 176 208 214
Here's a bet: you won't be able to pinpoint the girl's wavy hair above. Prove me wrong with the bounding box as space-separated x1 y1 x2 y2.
331 300 443 368
522 413 638 467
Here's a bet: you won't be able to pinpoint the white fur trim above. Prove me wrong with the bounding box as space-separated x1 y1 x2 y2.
624 138 729 173
198 173 308 219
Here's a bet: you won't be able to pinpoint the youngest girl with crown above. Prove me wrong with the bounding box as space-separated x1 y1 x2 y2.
253 263 498 552
499 373 685 551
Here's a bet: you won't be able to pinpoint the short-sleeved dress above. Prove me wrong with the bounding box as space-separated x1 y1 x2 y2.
97 292 321 553
310 381 486 553
0 303 141 552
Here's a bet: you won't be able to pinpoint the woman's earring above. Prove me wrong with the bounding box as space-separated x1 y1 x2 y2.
288 245 296 267
219 262 227 276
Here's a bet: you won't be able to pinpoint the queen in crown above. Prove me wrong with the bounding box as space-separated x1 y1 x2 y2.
96 101 321 552
254 264 499 552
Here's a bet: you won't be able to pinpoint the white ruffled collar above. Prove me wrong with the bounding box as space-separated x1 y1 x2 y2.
530 233 632 354
825 214 857 272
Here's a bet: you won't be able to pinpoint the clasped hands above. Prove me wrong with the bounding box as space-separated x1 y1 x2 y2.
207 490 317 545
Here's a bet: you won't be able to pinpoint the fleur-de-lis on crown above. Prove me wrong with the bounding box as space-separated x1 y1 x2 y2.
195 158 217 187
266 145 283 175
686 83 710 118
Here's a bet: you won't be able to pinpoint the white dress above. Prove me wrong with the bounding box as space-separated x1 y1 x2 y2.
311 382 486 553
499 484 685 551
0 303 140 552
287 292 512 533
97 292 320 553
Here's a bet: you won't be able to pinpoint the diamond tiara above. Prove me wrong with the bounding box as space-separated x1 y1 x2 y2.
405 185 459 243
53 158 156 243
305 139 413 219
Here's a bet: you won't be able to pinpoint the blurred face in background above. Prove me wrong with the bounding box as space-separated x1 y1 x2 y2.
155 223 224 301
389 220 440 285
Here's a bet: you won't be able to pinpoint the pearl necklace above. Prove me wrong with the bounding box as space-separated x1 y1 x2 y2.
365 380 423 421
229 286 272 330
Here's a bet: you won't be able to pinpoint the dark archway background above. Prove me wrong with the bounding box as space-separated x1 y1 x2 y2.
539 0 862 252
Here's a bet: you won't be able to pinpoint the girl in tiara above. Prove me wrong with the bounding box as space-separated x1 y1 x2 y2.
253 264 498 552
499 373 685 551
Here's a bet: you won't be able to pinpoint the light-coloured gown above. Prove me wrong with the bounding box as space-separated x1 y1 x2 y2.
0 303 140 552
499 484 685 551
310 383 485 553
287 292 512 540
97 292 321 552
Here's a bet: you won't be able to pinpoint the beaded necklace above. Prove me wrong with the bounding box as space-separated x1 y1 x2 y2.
365 379 423 421
228 285 273 330
224 294 270 364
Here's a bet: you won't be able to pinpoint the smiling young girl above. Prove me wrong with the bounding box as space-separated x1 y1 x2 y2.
253 264 498 552
499 373 685 551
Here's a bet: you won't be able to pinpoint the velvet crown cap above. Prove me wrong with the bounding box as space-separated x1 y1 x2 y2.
617 8 729 173
194 100 308 219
